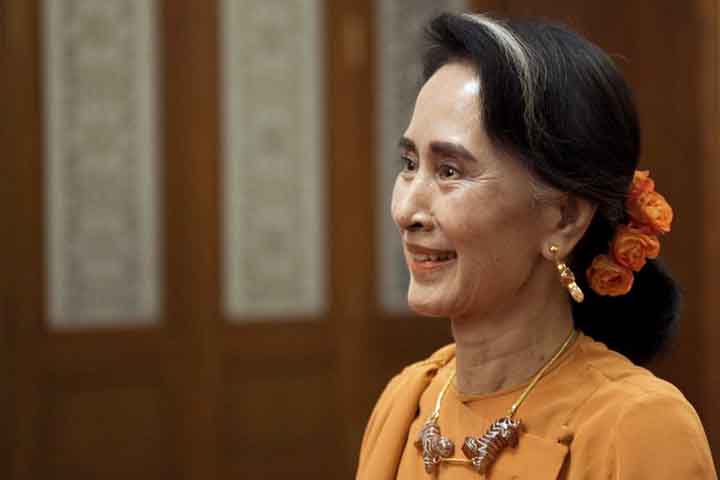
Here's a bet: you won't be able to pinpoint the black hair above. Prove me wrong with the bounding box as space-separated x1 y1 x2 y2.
421 12 679 365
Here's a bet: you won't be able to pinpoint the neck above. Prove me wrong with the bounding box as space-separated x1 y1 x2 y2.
451 280 575 396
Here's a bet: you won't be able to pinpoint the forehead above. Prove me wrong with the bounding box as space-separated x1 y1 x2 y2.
405 63 484 143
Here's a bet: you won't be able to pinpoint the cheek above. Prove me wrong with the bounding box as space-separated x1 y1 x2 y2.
446 193 540 273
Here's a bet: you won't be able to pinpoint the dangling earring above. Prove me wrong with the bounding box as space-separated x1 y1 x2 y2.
549 245 584 303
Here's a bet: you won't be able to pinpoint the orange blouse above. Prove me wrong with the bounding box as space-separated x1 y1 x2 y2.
357 332 717 479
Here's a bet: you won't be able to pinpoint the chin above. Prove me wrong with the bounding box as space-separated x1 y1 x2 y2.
407 288 453 318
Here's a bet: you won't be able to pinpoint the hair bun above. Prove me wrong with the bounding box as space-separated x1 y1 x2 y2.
573 258 680 365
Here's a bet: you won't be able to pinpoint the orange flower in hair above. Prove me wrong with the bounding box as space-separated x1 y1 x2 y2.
586 169 672 296
586 254 634 296
628 170 655 197
626 190 673 234
611 224 660 272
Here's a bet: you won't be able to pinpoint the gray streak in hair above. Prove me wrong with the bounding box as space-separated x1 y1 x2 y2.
461 13 545 142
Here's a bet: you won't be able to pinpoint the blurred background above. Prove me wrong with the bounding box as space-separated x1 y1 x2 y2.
2 0 718 478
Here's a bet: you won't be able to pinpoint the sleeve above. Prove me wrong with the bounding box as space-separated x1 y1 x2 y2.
609 392 717 479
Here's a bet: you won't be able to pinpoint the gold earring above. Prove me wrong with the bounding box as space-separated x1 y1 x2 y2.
549 245 584 303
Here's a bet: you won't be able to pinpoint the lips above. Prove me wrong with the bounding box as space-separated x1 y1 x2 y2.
405 244 457 273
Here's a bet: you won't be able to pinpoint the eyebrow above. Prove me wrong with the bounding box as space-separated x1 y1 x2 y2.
397 136 416 152
397 136 478 163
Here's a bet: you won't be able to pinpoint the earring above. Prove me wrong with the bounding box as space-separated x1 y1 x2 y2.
549 245 584 303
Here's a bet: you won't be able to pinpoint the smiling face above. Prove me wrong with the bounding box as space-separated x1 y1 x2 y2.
392 62 559 321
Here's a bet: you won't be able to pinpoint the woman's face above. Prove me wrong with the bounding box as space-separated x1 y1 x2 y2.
392 62 556 320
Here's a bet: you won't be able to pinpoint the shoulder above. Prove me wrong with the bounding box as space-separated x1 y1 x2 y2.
575 333 690 406
567 337 717 479
606 389 716 479
575 334 703 436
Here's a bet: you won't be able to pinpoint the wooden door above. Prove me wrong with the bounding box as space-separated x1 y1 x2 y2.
5 2 207 476
2 0 377 478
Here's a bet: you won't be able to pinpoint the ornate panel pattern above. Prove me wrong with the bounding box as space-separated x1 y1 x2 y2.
44 0 161 327
221 0 326 319
376 0 468 311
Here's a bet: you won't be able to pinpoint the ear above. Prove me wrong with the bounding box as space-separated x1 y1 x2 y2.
541 194 597 261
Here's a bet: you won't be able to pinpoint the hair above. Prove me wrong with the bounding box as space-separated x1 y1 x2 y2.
420 12 680 365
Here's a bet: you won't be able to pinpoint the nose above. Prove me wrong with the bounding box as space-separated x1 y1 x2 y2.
392 175 434 233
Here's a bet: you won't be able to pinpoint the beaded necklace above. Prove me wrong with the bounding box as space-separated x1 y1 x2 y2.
416 329 578 475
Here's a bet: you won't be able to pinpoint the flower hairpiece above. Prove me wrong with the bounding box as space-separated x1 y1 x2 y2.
586 170 674 296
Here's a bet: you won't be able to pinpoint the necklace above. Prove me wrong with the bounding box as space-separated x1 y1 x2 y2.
415 329 578 475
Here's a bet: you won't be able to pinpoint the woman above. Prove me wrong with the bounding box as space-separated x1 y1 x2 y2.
357 12 716 479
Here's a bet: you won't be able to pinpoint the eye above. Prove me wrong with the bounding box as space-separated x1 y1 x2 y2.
400 155 418 172
438 164 461 179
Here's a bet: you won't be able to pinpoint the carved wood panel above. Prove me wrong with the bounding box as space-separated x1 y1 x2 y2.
43 0 162 328
220 0 327 320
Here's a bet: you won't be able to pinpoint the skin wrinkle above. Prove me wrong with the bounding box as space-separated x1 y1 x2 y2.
393 62 596 396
